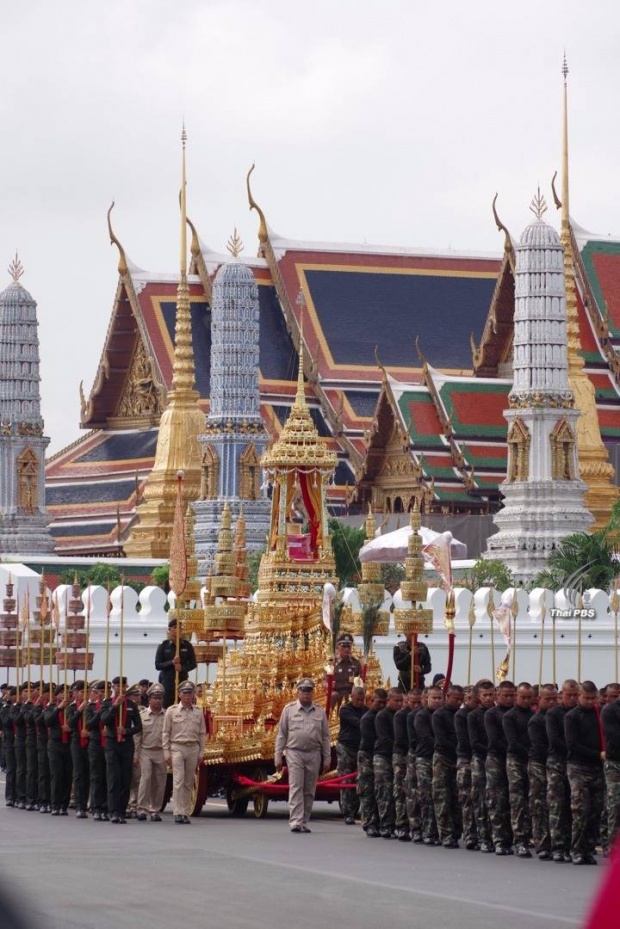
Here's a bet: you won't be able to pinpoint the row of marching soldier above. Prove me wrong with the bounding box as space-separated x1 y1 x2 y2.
337 677 620 865
0 675 205 825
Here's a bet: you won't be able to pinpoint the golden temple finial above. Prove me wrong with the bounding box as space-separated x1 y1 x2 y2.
169 126 197 396
295 292 306 407
8 252 24 282
529 187 548 220
107 202 129 277
561 54 569 232
246 164 268 244
227 228 244 258
180 124 188 278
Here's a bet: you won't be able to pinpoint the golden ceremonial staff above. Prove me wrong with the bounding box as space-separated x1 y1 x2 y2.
511 589 518 683
16 592 24 694
487 589 496 682
467 595 476 686
611 588 619 684
577 591 583 683
552 607 557 687
63 587 69 702
83 584 91 731
118 576 125 737
25 586 32 700
51 591 60 698
538 600 546 688
104 583 111 699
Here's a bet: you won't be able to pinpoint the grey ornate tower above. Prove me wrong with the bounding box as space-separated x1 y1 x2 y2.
193 246 270 574
485 192 592 581
0 255 54 553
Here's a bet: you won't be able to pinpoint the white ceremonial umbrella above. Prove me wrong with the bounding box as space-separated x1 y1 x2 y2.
358 526 467 564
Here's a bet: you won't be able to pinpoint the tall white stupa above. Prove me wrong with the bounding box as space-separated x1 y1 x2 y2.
484 190 593 582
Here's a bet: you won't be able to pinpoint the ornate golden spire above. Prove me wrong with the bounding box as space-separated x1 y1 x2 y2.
558 55 617 528
8 252 24 282
124 126 205 558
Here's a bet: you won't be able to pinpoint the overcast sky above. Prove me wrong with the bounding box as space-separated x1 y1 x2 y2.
1 0 619 455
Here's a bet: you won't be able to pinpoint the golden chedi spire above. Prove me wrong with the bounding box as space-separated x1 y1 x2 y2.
125 127 206 557
559 57 617 529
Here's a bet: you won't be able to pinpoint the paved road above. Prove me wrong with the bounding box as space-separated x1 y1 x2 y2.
0 799 604 929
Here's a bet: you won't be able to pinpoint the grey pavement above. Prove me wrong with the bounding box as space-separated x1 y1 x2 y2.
0 798 604 929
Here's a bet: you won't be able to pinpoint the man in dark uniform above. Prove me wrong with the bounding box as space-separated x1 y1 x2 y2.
1 687 17 806
0 683 7 772
528 684 557 859
373 688 403 838
602 682 620 850
23 683 39 811
406 689 424 842
467 680 495 853
432 683 463 848
503 681 534 858
393 689 420 841
357 688 387 837
546 678 579 862
565 680 604 865
484 680 515 855
455 685 478 851
331 635 362 709
138 680 151 708
85 680 109 821
11 684 28 809
43 685 73 815
415 685 444 845
33 685 51 814
100 676 143 823
336 685 366 824
67 681 90 819
155 619 197 708
393 633 431 692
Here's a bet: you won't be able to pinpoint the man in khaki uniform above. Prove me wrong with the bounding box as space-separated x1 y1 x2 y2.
126 683 142 818
275 678 331 833
135 683 167 822
162 679 206 824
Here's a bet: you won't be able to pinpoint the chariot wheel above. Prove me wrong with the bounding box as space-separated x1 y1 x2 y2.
226 785 249 817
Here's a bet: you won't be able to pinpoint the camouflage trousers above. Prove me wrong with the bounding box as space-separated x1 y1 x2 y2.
604 759 620 850
416 757 438 841
392 751 408 832
357 751 378 830
506 756 530 846
546 758 571 855
406 750 421 833
528 759 550 853
433 753 461 843
485 755 512 848
471 756 491 845
567 762 604 858
457 758 477 846
336 743 359 820
373 754 395 832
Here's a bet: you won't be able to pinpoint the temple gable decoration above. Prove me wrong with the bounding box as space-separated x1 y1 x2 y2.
506 418 530 483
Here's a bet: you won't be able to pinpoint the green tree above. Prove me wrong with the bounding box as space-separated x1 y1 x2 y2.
462 558 514 592
328 518 366 588
58 563 144 594
381 562 405 595
151 563 170 592
533 530 617 594
247 549 265 593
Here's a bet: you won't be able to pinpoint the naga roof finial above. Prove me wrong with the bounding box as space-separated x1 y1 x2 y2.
106 202 129 277
246 164 268 245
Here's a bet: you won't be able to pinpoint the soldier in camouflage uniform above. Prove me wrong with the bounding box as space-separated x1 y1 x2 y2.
484 681 515 854
373 689 403 837
467 681 495 853
455 686 478 850
432 685 463 848
336 686 366 824
527 685 557 859
601 684 620 850
406 690 424 841
415 686 444 845
546 679 579 862
357 689 387 837
503 683 534 857
565 681 605 865
393 690 420 840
